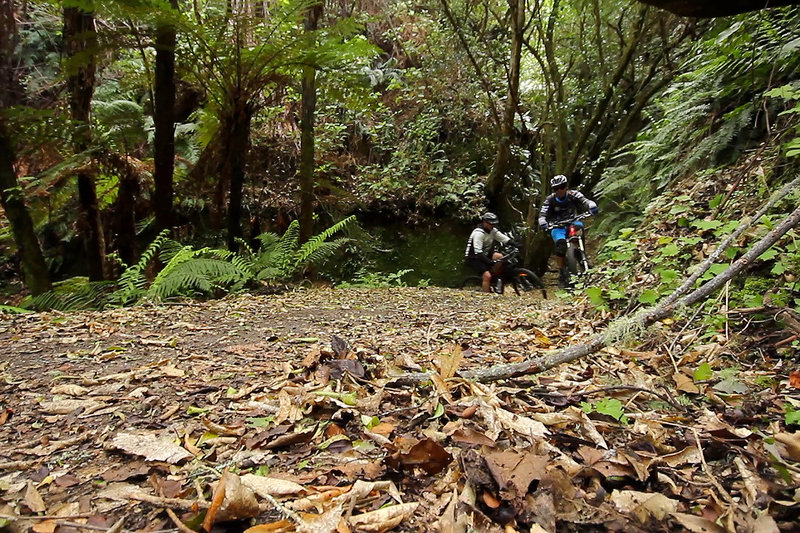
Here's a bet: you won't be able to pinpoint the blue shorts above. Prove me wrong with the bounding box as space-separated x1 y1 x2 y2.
550 220 583 242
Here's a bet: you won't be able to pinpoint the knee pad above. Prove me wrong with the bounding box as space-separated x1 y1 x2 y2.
554 239 567 257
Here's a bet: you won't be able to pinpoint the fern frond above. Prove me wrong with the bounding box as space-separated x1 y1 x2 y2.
293 215 356 268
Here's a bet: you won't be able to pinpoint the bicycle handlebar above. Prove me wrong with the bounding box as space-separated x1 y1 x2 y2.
544 212 592 231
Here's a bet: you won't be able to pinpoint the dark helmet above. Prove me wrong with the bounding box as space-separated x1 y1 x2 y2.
481 212 499 225
550 174 568 189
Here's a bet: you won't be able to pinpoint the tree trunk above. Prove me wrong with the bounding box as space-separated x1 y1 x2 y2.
0 0 51 295
299 1 322 244
0 127 51 295
485 0 524 218
224 101 254 251
64 2 105 281
153 0 178 232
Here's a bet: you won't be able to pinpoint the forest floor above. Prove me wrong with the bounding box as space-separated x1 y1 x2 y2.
1 286 799 533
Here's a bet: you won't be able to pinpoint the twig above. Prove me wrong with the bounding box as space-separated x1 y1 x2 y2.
0 514 97 521
573 385 683 410
164 508 195 533
128 492 210 511
259 492 304 525
691 428 734 505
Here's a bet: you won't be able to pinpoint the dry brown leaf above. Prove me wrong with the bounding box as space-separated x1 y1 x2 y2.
482 491 501 509
670 512 726 533
109 432 193 464
50 384 89 396
370 422 395 438
39 399 105 415
774 432 800 461
610 490 677 523
24 481 47 513
673 373 700 394
244 520 294 533
240 473 306 497
32 520 58 533
348 502 418 532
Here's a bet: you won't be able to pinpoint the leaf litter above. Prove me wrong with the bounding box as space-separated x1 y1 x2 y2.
0 286 799 532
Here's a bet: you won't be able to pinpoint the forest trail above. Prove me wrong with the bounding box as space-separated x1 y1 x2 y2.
1 287 798 532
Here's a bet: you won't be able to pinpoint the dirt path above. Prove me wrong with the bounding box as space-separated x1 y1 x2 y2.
0 287 797 532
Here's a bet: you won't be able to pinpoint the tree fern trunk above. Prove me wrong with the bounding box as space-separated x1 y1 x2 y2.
299 1 321 245
153 0 178 232
225 102 254 252
64 1 105 281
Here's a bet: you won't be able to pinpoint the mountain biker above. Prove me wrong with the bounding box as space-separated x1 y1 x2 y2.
465 212 511 293
538 175 598 287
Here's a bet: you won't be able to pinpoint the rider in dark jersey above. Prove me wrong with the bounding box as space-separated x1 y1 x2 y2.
538 175 598 287
465 212 511 293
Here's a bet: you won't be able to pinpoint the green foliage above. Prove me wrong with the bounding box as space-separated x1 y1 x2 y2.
786 405 800 427
581 398 628 424
244 216 355 283
21 218 356 311
337 268 421 288
597 10 800 237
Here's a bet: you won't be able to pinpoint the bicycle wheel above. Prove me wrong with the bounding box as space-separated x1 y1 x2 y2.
566 248 586 275
459 275 484 291
511 268 542 293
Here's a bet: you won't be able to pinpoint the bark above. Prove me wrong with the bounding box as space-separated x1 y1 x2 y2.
390 195 800 386
224 101 254 251
64 2 105 281
485 0 525 217
153 0 178 232
298 1 322 245
0 0 51 295
0 127 51 295
101 151 141 267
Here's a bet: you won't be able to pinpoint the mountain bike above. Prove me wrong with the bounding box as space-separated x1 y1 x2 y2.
546 212 592 287
461 245 547 297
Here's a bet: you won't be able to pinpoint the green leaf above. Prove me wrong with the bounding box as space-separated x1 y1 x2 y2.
660 243 680 257
580 401 594 414
638 289 659 305
187 405 210 415
361 415 380 429
656 269 679 285
247 416 274 428
691 219 723 231
595 398 626 422
431 402 445 419
693 362 713 382
585 286 605 306
708 194 724 209
786 406 800 426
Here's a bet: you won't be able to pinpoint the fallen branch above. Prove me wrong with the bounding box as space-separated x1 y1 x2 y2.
390 201 800 386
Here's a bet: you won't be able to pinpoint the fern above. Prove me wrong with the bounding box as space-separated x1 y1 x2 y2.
109 229 172 306
254 216 356 282
25 277 116 312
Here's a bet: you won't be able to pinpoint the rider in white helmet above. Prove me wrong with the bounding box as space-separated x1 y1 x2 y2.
538 175 598 287
465 212 511 293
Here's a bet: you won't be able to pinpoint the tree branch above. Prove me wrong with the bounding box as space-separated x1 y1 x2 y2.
389 196 800 386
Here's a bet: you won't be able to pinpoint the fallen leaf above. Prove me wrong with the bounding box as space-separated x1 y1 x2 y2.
673 373 700 394
611 490 677 523
240 474 306 497
790 371 800 389
774 432 800 461
24 481 47 513
109 432 193 464
348 502 418 532
385 438 452 475
39 399 105 415
670 512 726 533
